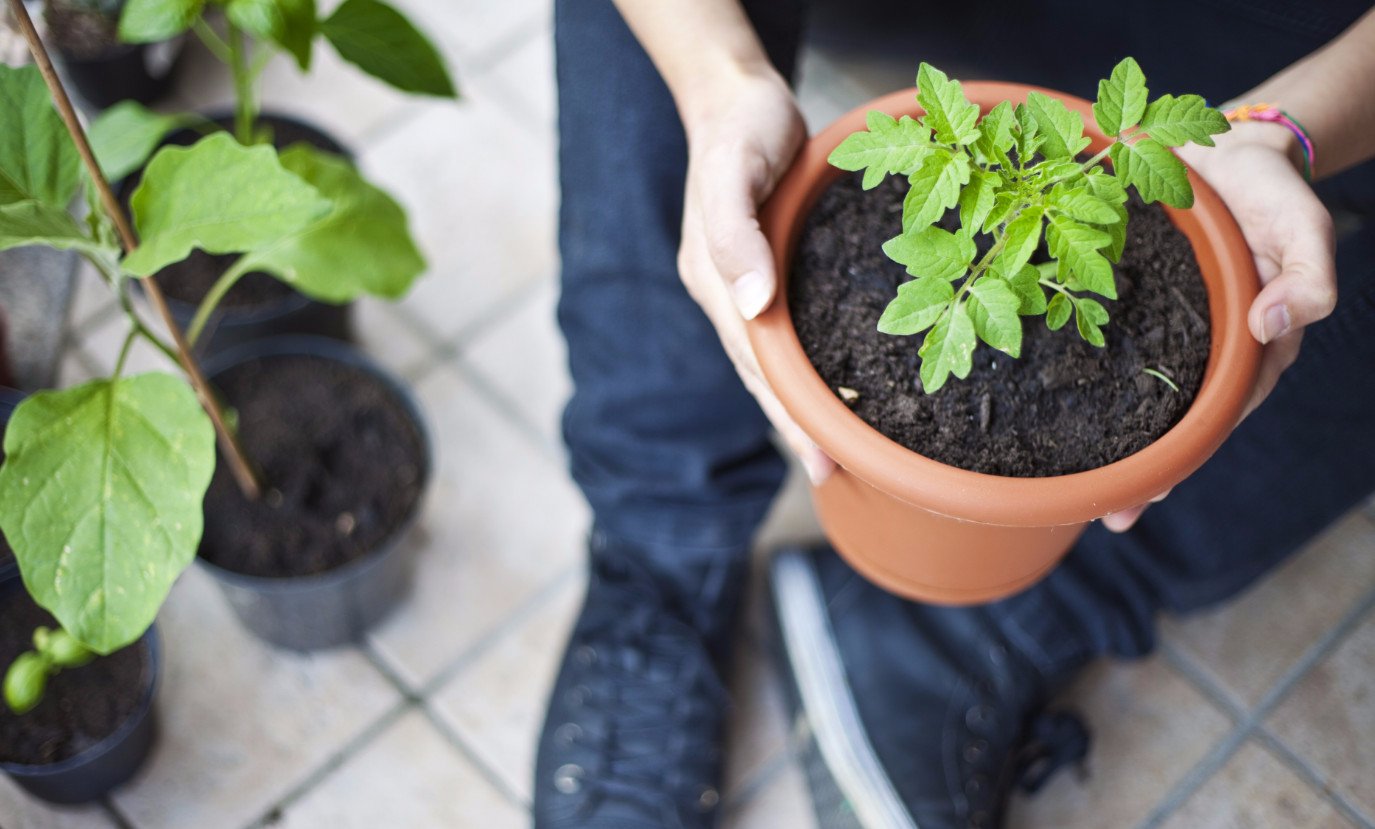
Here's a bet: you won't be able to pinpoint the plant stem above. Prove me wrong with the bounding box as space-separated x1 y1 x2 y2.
226 22 256 145
186 257 252 347
112 329 138 380
191 17 232 63
6 0 262 501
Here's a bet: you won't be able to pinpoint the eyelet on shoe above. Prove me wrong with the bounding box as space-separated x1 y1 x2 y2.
554 763 585 794
963 739 987 764
964 774 987 798
575 645 598 666
567 685 591 707
697 786 720 811
555 722 583 746
965 704 997 731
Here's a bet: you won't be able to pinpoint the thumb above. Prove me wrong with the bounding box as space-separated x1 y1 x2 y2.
698 156 780 321
1247 208 1336 346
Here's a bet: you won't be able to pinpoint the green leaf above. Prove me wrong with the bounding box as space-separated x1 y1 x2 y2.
1046 292 1072 330
902 151 970 232
1051 185 1118 224
998 206 1044 275
0 374 215 654
916 63 981 145
0 200 103 256
1085 173 1130 261
1047 212 1116 298
967 277 1023 357
89 102 196 183
1006 263 1048 315
235 144 425 303
828 112 937 189
1075 297 1108 346
1084 170 1128 203
882 225 976 281
0 65 80 208
918 301 976 393
983 191 1019 233
877 276 954 335
119 0 205 41
1092 57 1148 137
1110 138 1193 208
1025 91 1092 160
123 133 333 277
1013 103 1043 162
1140 94 1230 147
4 652 48 715
974 100 1015 162
225 0 317 70
958 169 1000 231
321 0 457 97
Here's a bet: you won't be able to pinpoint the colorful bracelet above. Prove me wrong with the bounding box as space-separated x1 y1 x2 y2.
1223 103 1315 181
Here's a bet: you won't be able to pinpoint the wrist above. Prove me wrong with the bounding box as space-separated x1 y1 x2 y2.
676 55 786 139
1180 119 1304 176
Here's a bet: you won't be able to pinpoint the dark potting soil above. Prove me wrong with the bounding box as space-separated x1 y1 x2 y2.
120 117 347 312
0 590 149 766
790 173 1211 477
199 355 426 578
43 4 121 58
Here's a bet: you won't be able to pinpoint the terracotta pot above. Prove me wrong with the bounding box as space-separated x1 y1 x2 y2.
748 82 1262 605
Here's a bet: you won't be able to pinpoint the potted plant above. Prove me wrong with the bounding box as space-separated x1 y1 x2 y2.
109 0 456 355
748 60 1262 604
42 0 183 109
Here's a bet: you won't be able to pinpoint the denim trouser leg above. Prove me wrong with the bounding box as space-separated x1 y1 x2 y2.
554 0 804 567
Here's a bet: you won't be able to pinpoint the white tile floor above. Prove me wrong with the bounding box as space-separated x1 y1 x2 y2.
7 2 1375 828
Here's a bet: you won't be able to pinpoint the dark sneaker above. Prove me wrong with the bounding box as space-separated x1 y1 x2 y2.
769 545 1090 829
533 536 745 829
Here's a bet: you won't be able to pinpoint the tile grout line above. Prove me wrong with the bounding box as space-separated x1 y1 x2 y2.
1251 726 1375 829
100 796 136 829
452 358 566 463
421 703 532 813
1136 586 1375 829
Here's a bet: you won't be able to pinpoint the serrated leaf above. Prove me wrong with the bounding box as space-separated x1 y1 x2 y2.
235 144 425 303
119 0 205 41
1075 298 1107 346
1092 57 1148 137
0 65 80 209
89 102 197 184
225 0 317 71
882 225 976 281
1046 292 1072 330
321 0 457 97
1013 103 1043 162
878 276 954 335
916 63 981 145
1110 138 1193 207
1140 94 1230 147
0 200 103 256
958 169 1000 230
1047 212 1116 298
1007 263 1048 315
828 112 937 189
1084 171 1128 203
998 206 1044 275
1025 91 1092 160
1052 185 1118 224
902 151 970 232
123 133 333 276
0 374 215 653
1076 296 1110 325
983 191 1019 233
968 278 1023 357
974 100 1016 162
918 300 976 393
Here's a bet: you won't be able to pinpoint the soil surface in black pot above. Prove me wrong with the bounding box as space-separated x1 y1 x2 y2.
120 117 346 312
200 355 425 578
790 173 1211 477
0 592 149 766
43 3 120 58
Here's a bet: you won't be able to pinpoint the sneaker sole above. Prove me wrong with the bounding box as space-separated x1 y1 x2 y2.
768 548 920 829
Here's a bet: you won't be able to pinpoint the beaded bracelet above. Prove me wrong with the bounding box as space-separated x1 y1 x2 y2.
1224 103 1315 181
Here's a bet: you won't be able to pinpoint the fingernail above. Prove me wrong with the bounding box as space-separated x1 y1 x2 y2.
732 270 772 320
1261 303 1291 344
801 448 833 486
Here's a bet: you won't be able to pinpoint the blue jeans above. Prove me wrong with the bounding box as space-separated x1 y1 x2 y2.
554 0 1375 665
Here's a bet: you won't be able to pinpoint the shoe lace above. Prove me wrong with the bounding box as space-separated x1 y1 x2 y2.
1015 710 1091 794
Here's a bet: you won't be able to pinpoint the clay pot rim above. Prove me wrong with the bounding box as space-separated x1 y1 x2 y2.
747 81 1262 528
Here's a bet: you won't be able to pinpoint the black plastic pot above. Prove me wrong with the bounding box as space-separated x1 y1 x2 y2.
199 336 431 651
58 41 182 110
0 578 160 805
121 112 356 357
0 387 23 585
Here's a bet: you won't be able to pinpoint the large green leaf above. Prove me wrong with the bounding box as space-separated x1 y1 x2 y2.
902 151 969 233
997 206 1044 276
321 0 456 97
1047 212 1116 298
0 374 215 654
235 144 424 303
0 65 80 208
828 111 937 190
1025 91 1091 160
973 100 1015 163
878 276 953 336
918 300 976 393
958 169 1000 231
225 0 317 70
1109 137 1193 208
119 0 205 42
916 62 980 146
89 102 197 183
1092 57 1148 137
967 277 1023 357
123 133 332 277
881 225 975 281
0 200 103 256
1140 94 1230 148
1051 185 1118 225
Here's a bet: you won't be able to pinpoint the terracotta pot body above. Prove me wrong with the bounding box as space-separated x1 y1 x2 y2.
749 83 1262 605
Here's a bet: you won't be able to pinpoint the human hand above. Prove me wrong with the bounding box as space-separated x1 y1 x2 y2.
677 63 835 484
1102 120 1336 532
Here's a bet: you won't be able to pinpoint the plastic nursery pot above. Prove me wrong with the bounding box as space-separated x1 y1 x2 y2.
0 579 160 805
748 83 1263 605
57 41 183 111
198 336 431 651
121 112 355 357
